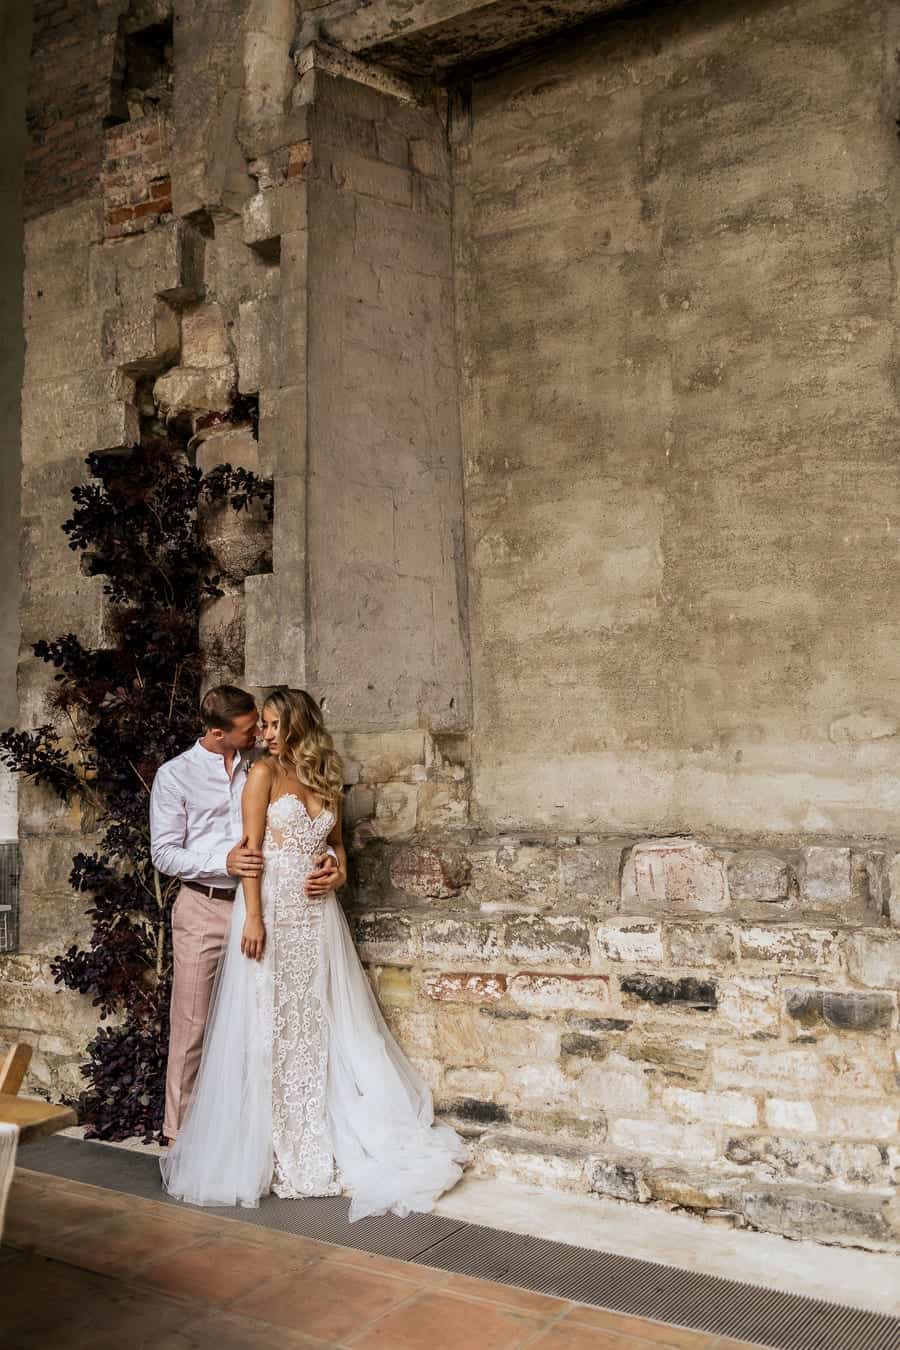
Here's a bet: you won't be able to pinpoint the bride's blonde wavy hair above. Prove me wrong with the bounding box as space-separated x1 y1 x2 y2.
263 687 344 814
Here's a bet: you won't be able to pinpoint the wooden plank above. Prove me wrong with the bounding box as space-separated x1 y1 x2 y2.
0 1094 76 1145
0 1044 32 1096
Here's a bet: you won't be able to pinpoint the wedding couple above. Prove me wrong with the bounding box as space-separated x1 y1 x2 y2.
150 684 467 1219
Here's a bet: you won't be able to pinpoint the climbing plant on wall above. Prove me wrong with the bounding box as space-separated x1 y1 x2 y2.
0 438 272 1141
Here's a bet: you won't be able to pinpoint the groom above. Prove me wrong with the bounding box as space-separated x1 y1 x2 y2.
150 684 340 1143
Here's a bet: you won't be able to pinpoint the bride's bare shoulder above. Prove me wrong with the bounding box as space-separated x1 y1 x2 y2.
246 755 277 785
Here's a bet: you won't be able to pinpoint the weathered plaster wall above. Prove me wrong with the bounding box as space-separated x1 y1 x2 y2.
455 0 900 839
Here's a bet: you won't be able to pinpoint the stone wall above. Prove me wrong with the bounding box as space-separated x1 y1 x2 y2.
0 0 31 843
341 791 900 1248
3 0 899 1253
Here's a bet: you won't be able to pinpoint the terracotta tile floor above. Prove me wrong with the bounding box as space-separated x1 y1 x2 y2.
1 1168 767 1350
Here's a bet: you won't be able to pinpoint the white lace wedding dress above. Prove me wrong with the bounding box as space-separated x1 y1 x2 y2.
160 793 467 1218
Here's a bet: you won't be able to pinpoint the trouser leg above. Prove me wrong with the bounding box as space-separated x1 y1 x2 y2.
162 884 232 1140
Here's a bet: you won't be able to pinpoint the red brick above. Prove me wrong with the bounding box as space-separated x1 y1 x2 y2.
424 972 507 1003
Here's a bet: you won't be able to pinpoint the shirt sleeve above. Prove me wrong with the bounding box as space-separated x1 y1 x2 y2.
149 768 232 882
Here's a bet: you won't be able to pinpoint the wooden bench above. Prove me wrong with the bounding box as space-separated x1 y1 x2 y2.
0 1044 76 1144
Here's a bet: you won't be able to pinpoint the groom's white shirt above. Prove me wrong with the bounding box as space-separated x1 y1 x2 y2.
150 740 249 888
150 740 338 888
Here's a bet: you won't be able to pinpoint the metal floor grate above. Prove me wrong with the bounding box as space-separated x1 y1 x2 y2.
17 1136 900 1350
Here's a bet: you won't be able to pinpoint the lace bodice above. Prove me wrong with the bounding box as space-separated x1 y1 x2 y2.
264 793 335 862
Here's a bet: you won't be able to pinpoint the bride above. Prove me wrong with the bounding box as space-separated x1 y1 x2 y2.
161 686 467 1218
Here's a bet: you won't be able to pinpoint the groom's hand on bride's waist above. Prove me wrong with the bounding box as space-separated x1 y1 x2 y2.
305 852 343 897
226 835 265 878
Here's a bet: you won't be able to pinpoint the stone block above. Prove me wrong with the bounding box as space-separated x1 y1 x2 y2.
389 845 469 899
596 919 664 964
561 1033 609 1060
343 784 376 830
409 136 446 179
784 988 824 1028
665 921 737 968
242 182 308 249
485 1015 560 1062
421 917 500 963
622 838 730 914
371 783 419 840
727 851 792 903
416 780 469 830
153 365 235 420
662 1087 758 1128
739 925 839 970
194 426 260 476
713 1045 826 1094
435 1009 486 1065
198 589 245 685
887 854 900 927
503 916 591 967
333 731 427 784
325 145 413 207
801 847 852 908
441 1098 511 1127
368 964 415 1007
608 1118 719 1165
468 843 560 911
576 1060 649 1114
444 1067 504 1097
741 1185 898 1247
821 990 894 1032
354 197 449 278
237 296 279 394
588 1159 651 1202
558 845 622 911
820 1103 898 1141
375 124 409 166
181 302 234 369
764 1098 818 1134
726 1135 888 1187
647 1171 738 1212
845 932 900 990
718 976 780 1036
423 972 507 1004
620 975 717 1010
244 572 305 687
350 912 416 962
508 973 610 1014
475 1133 592 1192
621 1036 707 1081
100 297 180 374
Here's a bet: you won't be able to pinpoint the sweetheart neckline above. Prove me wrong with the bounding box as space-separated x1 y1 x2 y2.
269 792 332 825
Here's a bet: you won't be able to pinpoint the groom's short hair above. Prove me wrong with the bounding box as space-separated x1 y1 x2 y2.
200 685 257 731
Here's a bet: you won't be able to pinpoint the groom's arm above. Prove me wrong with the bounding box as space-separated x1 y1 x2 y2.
149 767 232 882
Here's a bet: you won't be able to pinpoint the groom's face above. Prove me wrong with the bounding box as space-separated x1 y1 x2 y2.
212 709 260 754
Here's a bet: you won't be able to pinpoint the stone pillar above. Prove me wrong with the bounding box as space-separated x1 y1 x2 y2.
240 54 471 734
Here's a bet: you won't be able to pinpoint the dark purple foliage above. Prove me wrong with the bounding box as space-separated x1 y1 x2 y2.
0 438 271 1142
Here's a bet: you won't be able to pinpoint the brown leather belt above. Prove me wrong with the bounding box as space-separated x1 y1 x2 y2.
182 880 237 902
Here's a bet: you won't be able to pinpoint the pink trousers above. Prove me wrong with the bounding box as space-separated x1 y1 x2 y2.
163 883 234 1141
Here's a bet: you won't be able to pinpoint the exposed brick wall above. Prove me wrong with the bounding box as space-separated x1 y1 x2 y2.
25 0 116 219
102 112 172 239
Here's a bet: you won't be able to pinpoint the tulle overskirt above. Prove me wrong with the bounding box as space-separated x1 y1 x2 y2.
160 887 467 1218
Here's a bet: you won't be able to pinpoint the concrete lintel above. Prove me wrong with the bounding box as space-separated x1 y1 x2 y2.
293 40 425 106
320 0 642 77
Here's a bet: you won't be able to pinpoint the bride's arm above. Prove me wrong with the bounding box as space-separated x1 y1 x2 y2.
240 760 273 960
325 799 347 888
